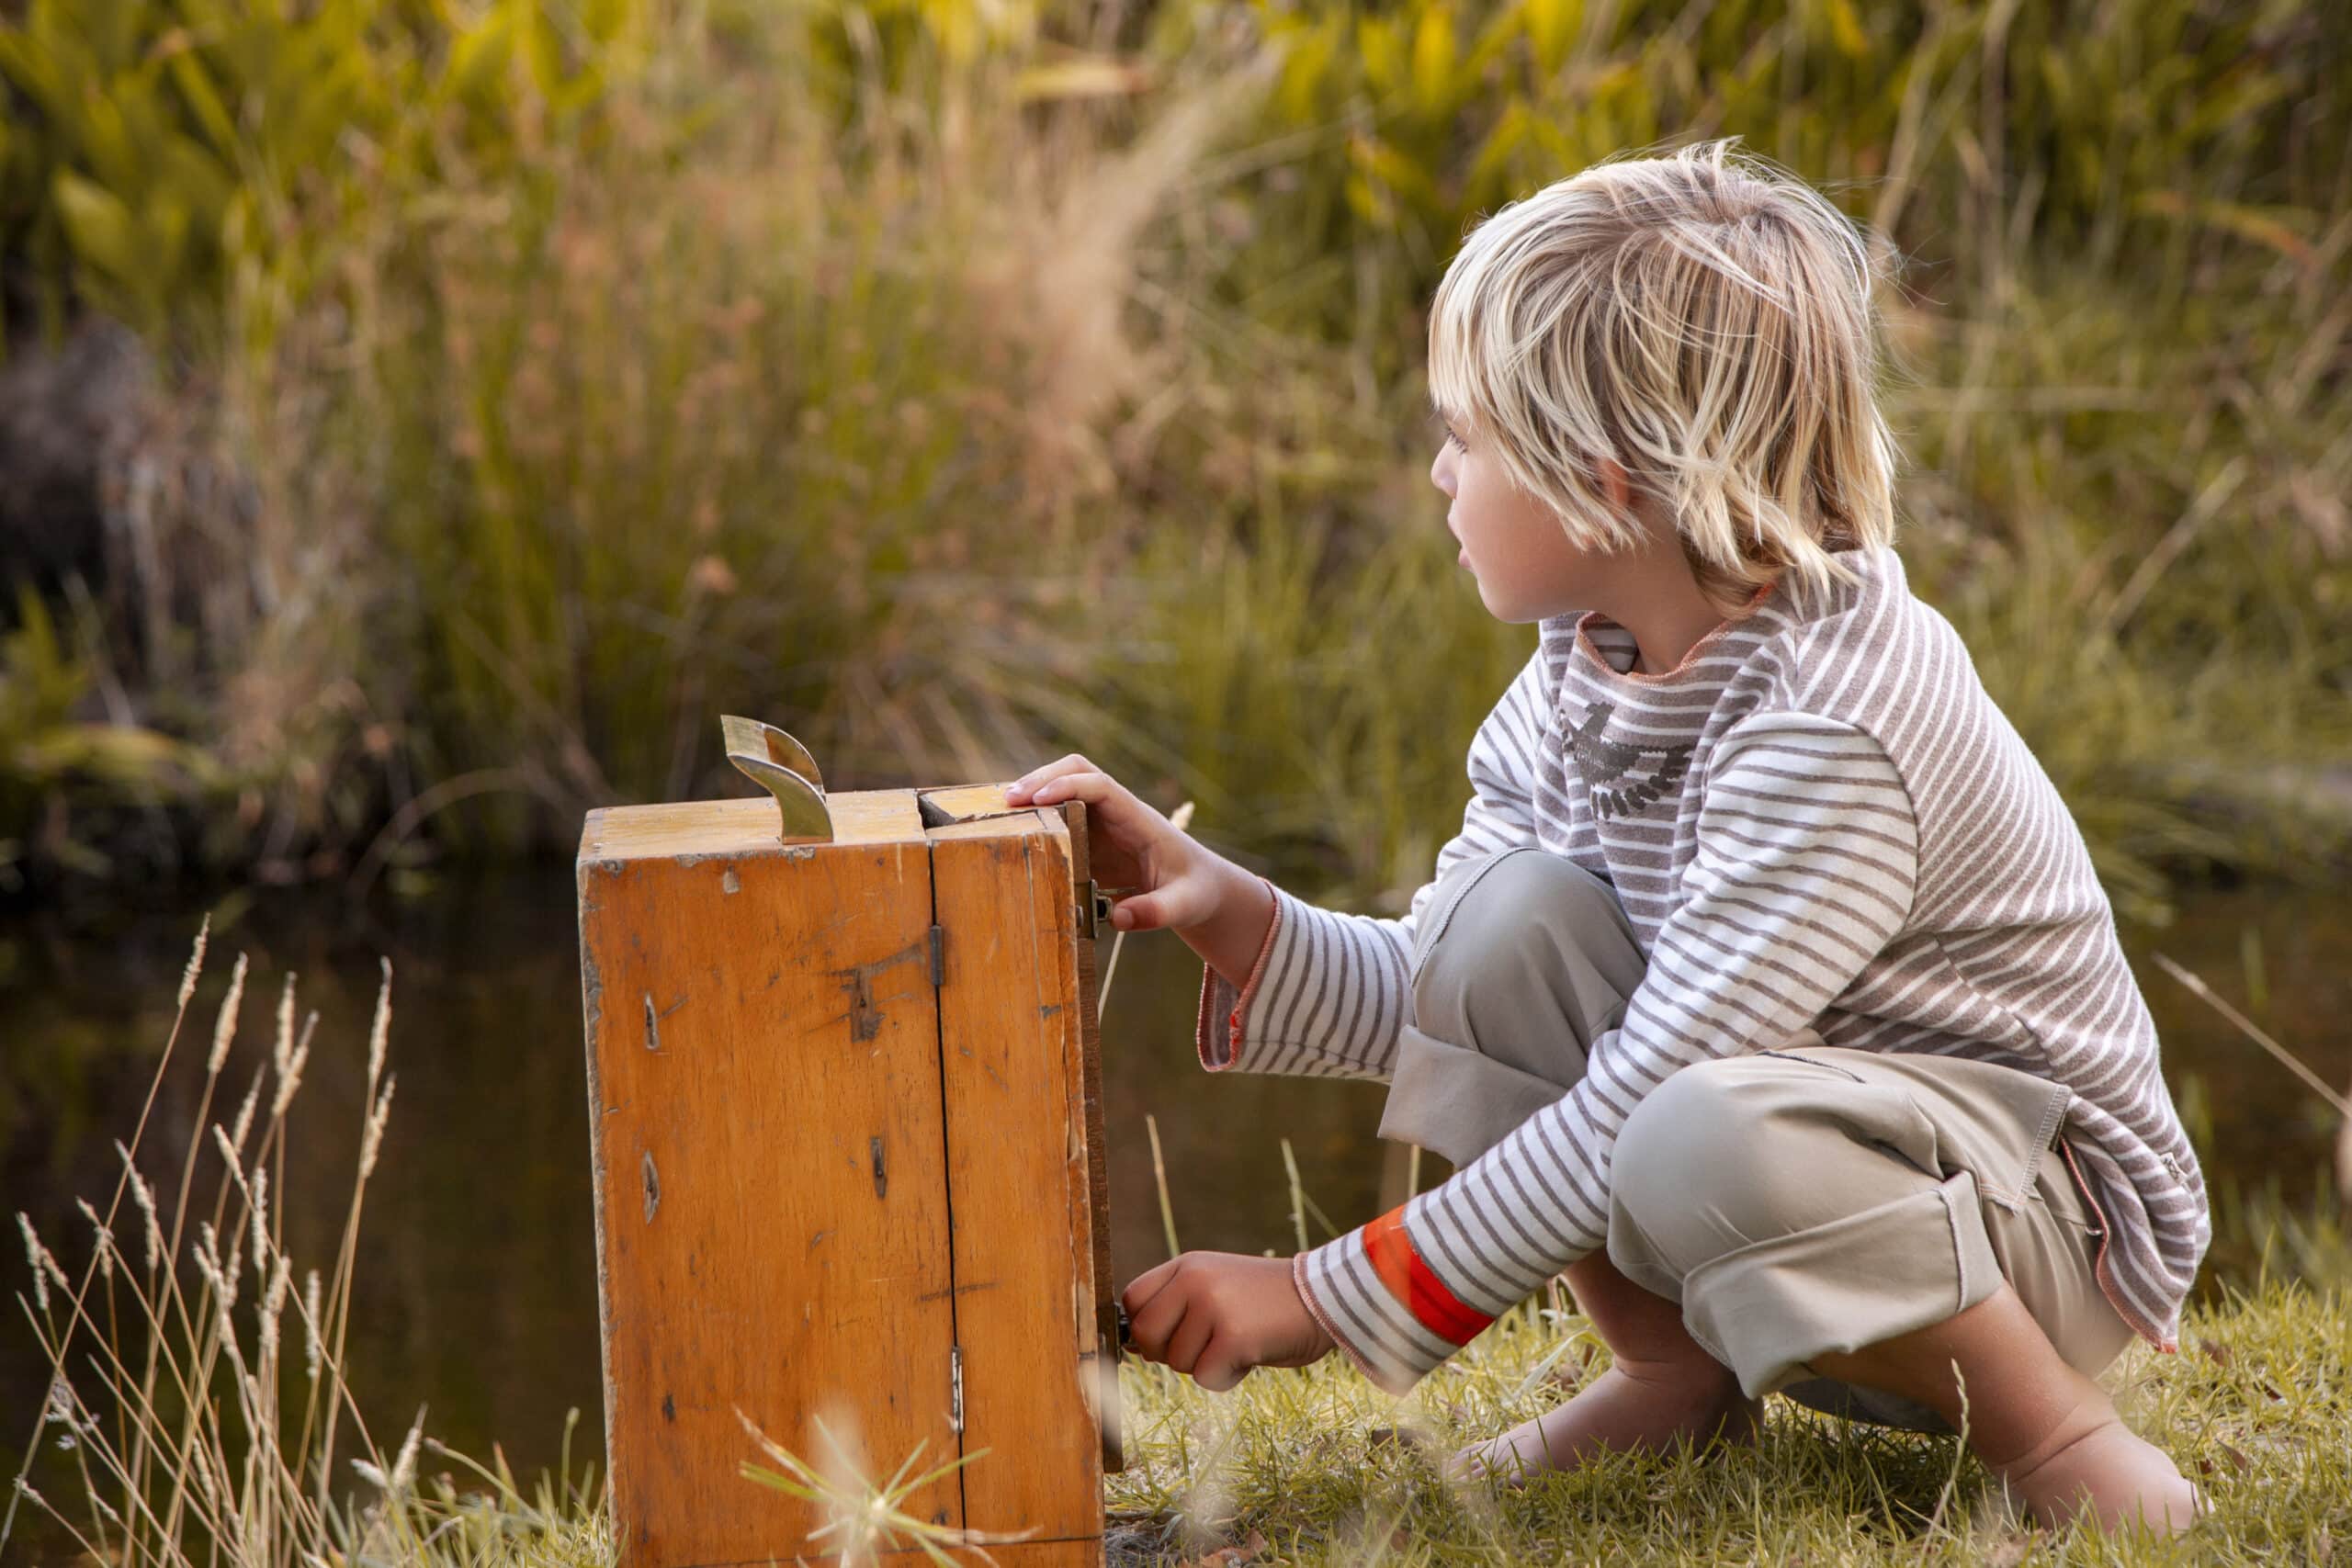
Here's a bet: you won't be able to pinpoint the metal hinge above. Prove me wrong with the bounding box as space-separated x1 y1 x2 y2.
949 1346 965 1434
927 924 944 987
1075 879 1113 940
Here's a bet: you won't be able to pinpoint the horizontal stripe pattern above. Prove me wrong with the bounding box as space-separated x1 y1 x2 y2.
1197 545 2209 1393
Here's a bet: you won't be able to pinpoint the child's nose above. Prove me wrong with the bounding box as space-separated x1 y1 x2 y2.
1430 445 1456 496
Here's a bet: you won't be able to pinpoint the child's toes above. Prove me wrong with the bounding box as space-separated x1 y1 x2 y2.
1445 1426 1544 1489
1443 1438 1507 1488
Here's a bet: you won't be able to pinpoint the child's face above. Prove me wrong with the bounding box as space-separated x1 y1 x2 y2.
1430 415 1608 623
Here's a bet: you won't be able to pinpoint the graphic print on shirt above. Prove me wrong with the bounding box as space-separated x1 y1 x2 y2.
1567 701 1693 822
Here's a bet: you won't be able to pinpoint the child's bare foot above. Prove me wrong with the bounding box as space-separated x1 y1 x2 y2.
1446 1360 1762 1487
1992 1398 2202 1536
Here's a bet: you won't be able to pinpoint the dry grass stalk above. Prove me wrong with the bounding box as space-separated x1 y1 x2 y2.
734 1407 1036 1566
2340 1071 2352 1207
2150 953 2352 1121
1147 1112 1182 1262
0 926 435 1567
2153 949 2352 1210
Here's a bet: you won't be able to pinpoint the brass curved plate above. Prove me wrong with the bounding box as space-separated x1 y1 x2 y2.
721 716 831 842
719 715 824 795
726 752 832 842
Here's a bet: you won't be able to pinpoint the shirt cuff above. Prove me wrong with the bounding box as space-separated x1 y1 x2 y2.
1194 875 1282 1072
1294 1204 1499 1396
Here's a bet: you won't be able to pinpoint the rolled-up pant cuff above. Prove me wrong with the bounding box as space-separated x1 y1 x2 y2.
1377 1021 1577 1168
1663 1168 2005 1401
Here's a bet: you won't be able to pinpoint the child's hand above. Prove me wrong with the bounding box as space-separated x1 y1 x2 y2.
1118 1252 1336 1393
1004 754 1225 934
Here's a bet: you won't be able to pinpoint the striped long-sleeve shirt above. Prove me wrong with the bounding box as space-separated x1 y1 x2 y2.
1194 545 2210 1395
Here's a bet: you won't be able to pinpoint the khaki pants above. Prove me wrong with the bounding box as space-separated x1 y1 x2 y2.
1376 846 2133 1432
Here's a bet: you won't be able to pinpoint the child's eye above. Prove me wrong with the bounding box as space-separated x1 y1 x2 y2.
1442 422 1465 453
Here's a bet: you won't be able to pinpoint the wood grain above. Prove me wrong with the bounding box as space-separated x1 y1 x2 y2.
916 783 1023 827
580 802 963 1567
582 785 1113 1568
783 1536 1109 1565
1049 802 1122 1474
928 811 1104 1545
583 788 923 861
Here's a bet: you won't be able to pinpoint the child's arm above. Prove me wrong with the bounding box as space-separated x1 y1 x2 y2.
1192 649 1554 1081
1170 857 1279 994
1293 710 1919 1393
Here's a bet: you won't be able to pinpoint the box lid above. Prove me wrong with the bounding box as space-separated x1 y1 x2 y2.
577 789 929 863
576 784 1044 864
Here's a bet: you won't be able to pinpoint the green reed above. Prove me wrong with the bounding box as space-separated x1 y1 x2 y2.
0 0 2345 916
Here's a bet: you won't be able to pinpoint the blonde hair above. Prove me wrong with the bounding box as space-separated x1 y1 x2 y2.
1427 137 1902 614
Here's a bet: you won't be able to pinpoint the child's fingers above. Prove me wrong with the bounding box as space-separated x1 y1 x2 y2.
1193 1334 1246 1394
1107 891 1163 931
1164 1303 1214 1378
1022 771 1169 845
1031 773 1177 868
1005 754 1108 803
1023 770 1122 811
1129 1294 1186 1366
1121 1258 1179 1312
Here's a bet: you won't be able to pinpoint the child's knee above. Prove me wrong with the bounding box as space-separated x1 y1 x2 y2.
1410 848 1632 1049
1613 1058 1933 1277
1613 1061 1775 1264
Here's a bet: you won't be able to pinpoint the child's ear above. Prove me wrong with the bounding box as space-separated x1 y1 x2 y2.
1597 457 1634 513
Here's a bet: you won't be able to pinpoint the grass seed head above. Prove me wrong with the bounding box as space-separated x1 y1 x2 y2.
366 955 393 1090
208 951 249 1075
211 1123 244 1182
176 914 209 1012
195 1220 241 1312
119 1141 164 1272
274 970 298 1078
260 1253 291 1363
17 1212 60 1314
272 1010 315 1120
230 1073 262 1157
250 1168 271 1274
359 1074 396 1179
74 1198 114 1282
302 1268 323 1379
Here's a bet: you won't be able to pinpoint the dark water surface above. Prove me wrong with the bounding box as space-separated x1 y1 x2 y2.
2 866 2345 1529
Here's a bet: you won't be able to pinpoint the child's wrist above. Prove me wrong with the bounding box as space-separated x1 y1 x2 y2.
1178 856 1275 987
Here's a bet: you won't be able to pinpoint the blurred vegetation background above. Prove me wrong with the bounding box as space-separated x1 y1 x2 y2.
1 0 2347 923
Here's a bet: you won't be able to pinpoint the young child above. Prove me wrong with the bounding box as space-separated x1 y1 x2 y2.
1003 138 2207 1535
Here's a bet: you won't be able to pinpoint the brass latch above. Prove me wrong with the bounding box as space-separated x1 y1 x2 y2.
721 716 831 843
1076 879 1114 940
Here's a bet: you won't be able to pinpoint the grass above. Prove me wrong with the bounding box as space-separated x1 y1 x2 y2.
1099 1278 2352 1565
9 919 2352 1566
3 919 430 1566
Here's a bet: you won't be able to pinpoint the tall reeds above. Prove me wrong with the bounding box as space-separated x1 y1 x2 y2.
1 923 495 1565
2 0 2346 919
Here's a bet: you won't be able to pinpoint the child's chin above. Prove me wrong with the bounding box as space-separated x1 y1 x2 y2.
1476 586 1539 624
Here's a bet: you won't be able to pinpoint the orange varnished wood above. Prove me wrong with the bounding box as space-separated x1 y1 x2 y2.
941 1539 1107 1566
582 784 1113 1568
583 789 924 862
1045 804 1120 1472
580 805 962 1566
916 783 1023 825
928 811 1102 1540
785 1536 1108 1565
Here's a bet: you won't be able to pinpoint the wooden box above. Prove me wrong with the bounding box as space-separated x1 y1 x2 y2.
577 733 1120 1568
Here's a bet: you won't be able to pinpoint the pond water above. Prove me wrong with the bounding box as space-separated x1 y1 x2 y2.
2 865 2345 1533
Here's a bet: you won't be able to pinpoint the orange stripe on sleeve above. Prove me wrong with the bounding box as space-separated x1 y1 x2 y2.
1361 1206 1494 1347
